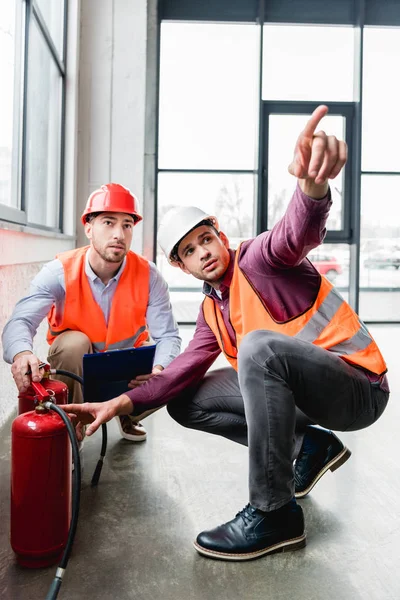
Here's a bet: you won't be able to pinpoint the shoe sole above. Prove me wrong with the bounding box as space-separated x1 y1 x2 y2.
193 533 306 561
295 446 351 499
114 417 147 442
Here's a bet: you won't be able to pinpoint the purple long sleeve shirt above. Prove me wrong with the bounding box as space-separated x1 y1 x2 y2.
127 184 388 415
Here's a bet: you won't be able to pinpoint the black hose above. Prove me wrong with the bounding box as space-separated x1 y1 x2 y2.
51 367 108 485
45 579 62 600
44 402 81 600
91 423 108 486
51 369 84 387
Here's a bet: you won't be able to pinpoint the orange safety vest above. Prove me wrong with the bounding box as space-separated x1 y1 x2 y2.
203 245 387 376
47 246 150 352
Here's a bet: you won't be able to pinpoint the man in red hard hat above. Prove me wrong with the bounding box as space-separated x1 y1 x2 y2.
3 183 181 442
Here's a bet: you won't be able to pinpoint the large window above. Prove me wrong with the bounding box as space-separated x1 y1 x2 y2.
0 0 67 230
158 22 260 322
158 9 400 323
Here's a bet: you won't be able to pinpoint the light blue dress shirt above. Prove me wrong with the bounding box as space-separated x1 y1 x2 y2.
2 249 181 367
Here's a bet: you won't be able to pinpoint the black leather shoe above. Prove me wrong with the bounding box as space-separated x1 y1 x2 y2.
194 501 306 561
295 426 351 499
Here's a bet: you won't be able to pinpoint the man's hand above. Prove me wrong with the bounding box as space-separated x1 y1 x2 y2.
62 394 133 440
128 365 163 389
11 351 45 393
288 105 347 198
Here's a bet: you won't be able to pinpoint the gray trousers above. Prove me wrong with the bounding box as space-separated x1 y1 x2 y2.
167 331 389 512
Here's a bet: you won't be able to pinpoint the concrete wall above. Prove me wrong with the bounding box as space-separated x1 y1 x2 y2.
0 0 157 427
77 0 153 255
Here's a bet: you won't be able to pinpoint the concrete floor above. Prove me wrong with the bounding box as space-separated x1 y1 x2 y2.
0 325 399 600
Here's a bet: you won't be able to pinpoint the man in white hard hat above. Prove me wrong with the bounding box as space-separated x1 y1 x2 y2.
63 107 389 561
3 183 181 443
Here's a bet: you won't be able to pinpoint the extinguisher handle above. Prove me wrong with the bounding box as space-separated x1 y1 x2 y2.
31 381 51 400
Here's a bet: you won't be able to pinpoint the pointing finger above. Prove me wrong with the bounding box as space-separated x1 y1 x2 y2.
302 105 329 140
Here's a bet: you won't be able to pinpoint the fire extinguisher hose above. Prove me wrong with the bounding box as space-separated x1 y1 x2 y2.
49 369 83 387
49 368 107 487
44 401 81 600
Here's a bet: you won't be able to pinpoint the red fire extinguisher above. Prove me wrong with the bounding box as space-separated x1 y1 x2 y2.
11 379 72 569
10 364 104 598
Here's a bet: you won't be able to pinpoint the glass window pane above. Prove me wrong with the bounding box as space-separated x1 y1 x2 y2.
158 23 259 170
307 243 350 300
25 19 62 228
0 0 21 208
35 0 64 57
267 114 345 230
360 175 400 321
362 27 400 172
157 172 256 322
262 25 354 102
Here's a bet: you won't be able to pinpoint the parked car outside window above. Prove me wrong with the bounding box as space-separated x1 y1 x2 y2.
307 252 342 283
363 248 400 270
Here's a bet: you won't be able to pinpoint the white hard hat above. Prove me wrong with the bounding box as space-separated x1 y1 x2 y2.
158 206 219 265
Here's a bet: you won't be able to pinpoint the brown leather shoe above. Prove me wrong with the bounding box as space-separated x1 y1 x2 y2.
116 416 147 442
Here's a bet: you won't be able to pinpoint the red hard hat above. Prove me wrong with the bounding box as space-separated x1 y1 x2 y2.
81 183 143 225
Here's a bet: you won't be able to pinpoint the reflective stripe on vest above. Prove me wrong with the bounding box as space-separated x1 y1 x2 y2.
47 246 150 351
293 286 372 355
203 244 387 376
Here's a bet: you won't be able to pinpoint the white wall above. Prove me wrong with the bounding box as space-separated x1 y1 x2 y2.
77 0 151 255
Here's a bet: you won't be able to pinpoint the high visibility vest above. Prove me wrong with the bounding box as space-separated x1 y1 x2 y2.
47 246 150 352
202 245 387 376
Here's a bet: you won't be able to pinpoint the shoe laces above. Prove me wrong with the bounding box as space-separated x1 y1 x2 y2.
236 503 258 525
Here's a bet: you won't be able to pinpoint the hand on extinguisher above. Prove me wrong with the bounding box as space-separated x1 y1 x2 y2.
11 351 46 393
62 394 133 440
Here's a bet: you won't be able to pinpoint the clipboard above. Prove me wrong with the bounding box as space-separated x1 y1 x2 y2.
82 345 156 403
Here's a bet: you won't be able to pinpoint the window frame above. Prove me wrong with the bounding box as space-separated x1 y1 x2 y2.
0 0 68 233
